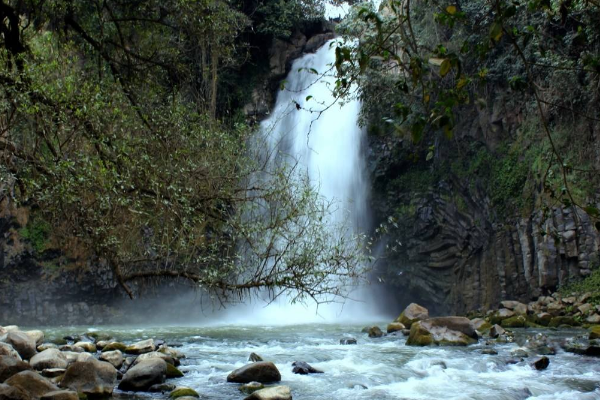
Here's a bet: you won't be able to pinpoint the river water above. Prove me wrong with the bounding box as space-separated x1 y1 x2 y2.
39 324 600 400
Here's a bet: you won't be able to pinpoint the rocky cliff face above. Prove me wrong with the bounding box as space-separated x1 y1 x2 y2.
368 92 600 315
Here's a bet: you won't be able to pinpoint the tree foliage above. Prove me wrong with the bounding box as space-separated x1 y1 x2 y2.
335 0 600 220
0 0 369 304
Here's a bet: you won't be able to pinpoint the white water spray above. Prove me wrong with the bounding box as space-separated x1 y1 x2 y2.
220 40 387 324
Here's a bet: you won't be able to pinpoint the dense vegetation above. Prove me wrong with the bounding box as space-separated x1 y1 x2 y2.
335 0 600 219
0 0 368 303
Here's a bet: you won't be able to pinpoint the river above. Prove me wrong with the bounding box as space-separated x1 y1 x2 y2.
38 324 600 399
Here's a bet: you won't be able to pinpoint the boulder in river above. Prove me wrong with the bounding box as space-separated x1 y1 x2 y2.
339 338 357 345
0 343 21 360
40 390 79 400
25 330 45 347
386 322 405 334
30 349 68 370
73 342 97 353
244 385 292 400
0 383 29 400
396 303 429 328
291 361 323 374
532 356 549 370
406 317 478 346
118 358 167 391
239 382 264 395
4 331 36 360
368 326 383 338
59 359 117 397
5 370 59 398
590 326 600 340
99 350 123 369
101 342 127 352
0 355 32 382
500 301 527 316
134 351 175 366
227 361 281 383
500 315 526 328
125 339 155 355
249 352 263 362
169 387 200 398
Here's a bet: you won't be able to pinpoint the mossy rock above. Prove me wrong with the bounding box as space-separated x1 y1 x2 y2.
239 382 264 395
548 316 577 328
476 322 492 334
170 387 199 399
589 325 600 340
406 323 433 346
500 316 526 328
166 363 184 378
102 342 127 352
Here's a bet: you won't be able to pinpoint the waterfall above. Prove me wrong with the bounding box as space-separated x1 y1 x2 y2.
220 40 385 324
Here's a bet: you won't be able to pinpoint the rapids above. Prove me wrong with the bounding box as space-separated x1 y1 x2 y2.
39 324 600 399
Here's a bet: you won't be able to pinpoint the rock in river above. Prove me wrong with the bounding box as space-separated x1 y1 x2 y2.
0 355 32 382
407 317 478 346
59 359 117 397
30 349 68 370
396 303 429 328
244 385 292 400
291 361 323 374
4 331 36 360
118 358 167 391
227 361 282 383
5 370 59 399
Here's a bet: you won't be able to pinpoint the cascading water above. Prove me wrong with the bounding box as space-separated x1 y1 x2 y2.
220 40 386 324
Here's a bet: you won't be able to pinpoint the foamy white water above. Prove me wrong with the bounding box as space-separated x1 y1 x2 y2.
40 324 600 399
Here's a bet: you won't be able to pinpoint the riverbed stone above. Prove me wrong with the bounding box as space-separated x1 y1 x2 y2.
25 331 45 347
73 342 96 353
548 316 577 327
41 368 66 378
407 317 477 346
532 356 549 370
248 353 263 362
149 383 176 393
471 318 492 334
125 339 155 355
535 313 552 326
118 358 167 391
158 345 185 361
291 361 323 374
40 390 79 400
60 352 80 365
0 383 29 400
239 382 264 395
169 387 199 398
589 326 600 340
244 385 292 400
227 362 281 383
4 331 36 360
0 355 32 382
386 322 405 333
396 303 429 328
339 338 357 345
37 344 58 352
501 315 526 328
0 343 21 361
500 301 527 315
5 370 59 398
133 351 175 366
101 342 127 352
586 314 600 324
30 349 68 370
368 326 383 338
166 363 184 378
489 324 505 338
59 359 117 397
99 350 123 369
76 353 93 363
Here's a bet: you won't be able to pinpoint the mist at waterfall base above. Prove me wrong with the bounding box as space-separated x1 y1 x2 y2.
111 39 394 327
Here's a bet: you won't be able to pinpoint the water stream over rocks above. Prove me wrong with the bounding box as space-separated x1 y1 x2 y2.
36 324 600 400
